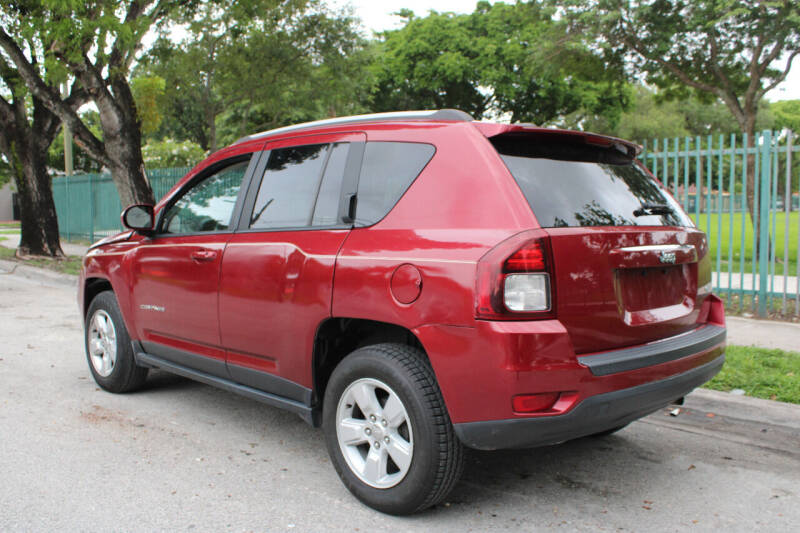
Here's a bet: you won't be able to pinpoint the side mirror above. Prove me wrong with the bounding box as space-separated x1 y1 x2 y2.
121 204 155 234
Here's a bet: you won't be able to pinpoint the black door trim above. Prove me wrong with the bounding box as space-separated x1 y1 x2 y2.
134 350 319 426
227 362 313 405
141 340 229 379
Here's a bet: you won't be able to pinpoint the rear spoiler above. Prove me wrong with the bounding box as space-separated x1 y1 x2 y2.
472 123 642 158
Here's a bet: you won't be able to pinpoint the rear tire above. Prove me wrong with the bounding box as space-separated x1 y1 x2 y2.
85 290 148 393
322 343 463 515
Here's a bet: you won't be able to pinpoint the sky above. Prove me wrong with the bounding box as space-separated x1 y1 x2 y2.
331 0 799 102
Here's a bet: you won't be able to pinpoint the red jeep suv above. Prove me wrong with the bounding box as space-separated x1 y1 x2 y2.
80 109 726 514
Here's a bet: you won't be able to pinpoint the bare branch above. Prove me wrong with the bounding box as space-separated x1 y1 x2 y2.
760 48 800 98
0 25 109 166
0 92 14 125
707 30 736 97
622 36 718 94
0 55 20 126
109 0 152 70
64 78 88 111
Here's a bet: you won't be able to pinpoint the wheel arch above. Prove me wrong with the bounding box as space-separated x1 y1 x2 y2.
311 317 429 407
82 276 139 346
83 277 114 318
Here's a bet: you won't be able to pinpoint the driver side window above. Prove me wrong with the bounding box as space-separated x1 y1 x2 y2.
161 158 250 234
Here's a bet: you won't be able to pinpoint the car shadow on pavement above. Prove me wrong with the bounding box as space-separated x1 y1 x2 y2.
120 374 799 524
136 369 199 392
134 375 673 501
428 420 736 518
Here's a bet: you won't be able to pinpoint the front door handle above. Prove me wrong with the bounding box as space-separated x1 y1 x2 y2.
190 249 218 262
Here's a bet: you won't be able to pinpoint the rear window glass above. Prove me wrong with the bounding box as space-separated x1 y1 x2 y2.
356 142 435 226
492 135 692 228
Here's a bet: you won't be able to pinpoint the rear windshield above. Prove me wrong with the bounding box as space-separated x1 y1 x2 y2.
492 134 692 228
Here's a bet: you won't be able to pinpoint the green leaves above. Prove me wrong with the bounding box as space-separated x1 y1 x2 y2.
136 0 370 149
772 100 800 132
142 138 205 168
131 76 166 135
562 0 800 132
370 2 629 126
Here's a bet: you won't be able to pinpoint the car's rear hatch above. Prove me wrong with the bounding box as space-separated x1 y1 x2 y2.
484 126 711 354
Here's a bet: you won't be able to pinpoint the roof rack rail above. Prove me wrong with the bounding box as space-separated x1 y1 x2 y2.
235 109 474 144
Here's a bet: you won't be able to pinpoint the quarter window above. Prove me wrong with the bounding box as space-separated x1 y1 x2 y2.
355 142 435 226
161 158 250 234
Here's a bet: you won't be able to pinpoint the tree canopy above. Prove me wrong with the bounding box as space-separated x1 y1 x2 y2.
563 0 800 136
136 0 370 152
562 0 800 226
0 1 198 205
583 85 776 141
772 99 800 132
370 1 630 126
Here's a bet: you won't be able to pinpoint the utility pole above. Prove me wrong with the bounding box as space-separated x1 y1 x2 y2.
62 83 73 176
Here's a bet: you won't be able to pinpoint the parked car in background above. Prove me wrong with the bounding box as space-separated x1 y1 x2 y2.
79 110 726 514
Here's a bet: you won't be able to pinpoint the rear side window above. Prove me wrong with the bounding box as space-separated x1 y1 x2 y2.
492 135 692 228
355 142 435 226
249 144 329 229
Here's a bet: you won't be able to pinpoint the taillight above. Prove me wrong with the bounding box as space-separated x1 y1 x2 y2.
504 241 546 272
503 273 550 311
475 230 555 320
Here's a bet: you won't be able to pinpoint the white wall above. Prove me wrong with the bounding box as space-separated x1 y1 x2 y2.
0 182 15 221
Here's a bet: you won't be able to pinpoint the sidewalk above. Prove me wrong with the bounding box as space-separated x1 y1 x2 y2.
726 316 799 352
713 271 799 295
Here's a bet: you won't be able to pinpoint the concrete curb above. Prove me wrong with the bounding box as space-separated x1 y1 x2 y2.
688 388 800 430
0 258 78 288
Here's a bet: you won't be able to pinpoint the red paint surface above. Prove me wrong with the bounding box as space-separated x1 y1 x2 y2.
390 264 423 304
80 117 725 427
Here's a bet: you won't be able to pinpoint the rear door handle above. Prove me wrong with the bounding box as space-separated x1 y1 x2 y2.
190 249 218 262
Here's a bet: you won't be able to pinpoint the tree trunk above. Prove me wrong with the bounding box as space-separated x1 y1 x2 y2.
14 146 64 257
742 119 762 256
0 95 64 258
207 104 217 154
744 121 757 229
698 152 705 213
95 81 155 207
105 126 155 207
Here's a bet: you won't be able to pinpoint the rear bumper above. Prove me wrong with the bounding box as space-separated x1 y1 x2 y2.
454 353 724 450
577 324 726 376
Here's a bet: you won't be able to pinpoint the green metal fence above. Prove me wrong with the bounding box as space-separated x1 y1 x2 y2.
639 130 800 317
52 167 189 243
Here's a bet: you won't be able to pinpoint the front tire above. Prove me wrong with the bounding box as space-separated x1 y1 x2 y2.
323 343 463 515
85 290 148 393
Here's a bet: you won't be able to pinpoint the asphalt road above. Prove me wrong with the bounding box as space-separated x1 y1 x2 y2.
1 268 799 532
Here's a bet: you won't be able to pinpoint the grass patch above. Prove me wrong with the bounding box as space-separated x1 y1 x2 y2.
691 212 799 276
0 229 20 234
0 221 20 228
720 293 800 321
705 345 800 404
0 246 83 276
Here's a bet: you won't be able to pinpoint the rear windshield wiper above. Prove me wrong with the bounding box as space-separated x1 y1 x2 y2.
633 204 673 217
